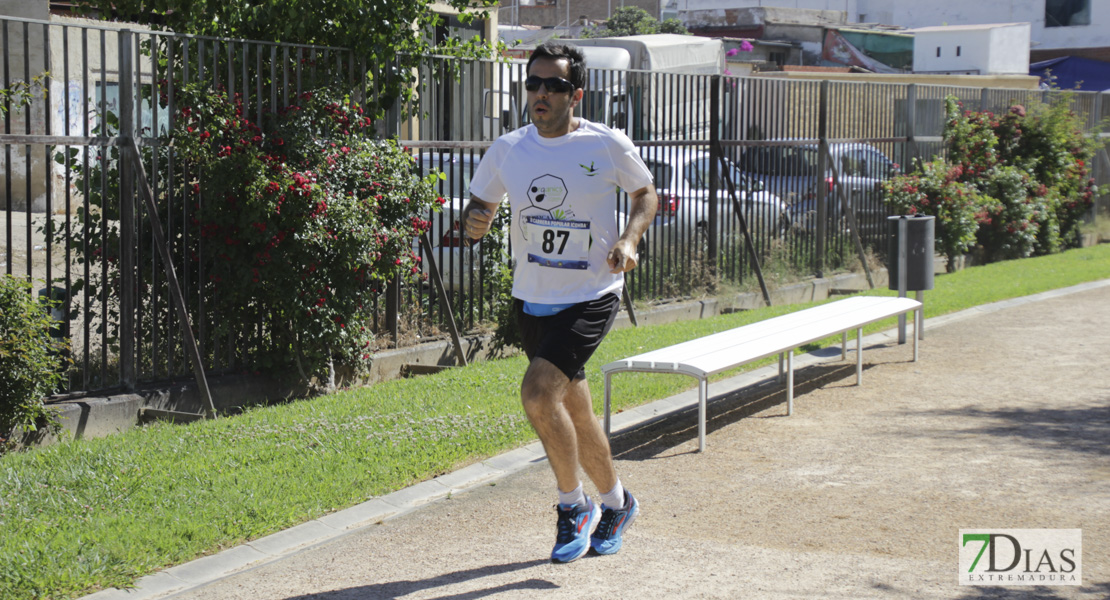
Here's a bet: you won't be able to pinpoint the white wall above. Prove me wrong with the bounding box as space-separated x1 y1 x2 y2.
0 0 47 20
913 30 989 73
990 23 1032 74
912 25 1030 75
857 0 1110 52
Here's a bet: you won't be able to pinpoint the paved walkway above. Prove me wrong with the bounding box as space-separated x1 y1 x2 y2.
86 281 1110 600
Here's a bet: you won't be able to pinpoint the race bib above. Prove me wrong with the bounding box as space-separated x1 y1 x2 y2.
524 215 590 270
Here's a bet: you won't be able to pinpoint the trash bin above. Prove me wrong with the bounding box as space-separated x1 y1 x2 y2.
887 215 935 292
38 285 70 340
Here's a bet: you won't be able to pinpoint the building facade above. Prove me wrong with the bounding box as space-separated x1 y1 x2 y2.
671 0 1107 61
856 0 1107 61
499 0 659 30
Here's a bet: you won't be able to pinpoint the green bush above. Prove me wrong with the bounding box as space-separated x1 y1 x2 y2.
885 95 1106 268
945 96 1105 255
54 85 442 388
0 276 68 446
976 165 1043 262
882 159 997 269
171 85 441 384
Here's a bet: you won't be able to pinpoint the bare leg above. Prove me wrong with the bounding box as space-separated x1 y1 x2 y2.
522 357 618 495
563 376 617 494
521 358 582 493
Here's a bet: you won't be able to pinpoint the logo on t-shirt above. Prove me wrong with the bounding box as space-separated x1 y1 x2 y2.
526 174 568 209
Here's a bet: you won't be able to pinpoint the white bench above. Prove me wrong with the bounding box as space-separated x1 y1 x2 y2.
602 295 923 452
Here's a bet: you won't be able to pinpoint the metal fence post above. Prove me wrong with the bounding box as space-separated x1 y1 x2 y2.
119 29 136 389
815 80 829 278
386 274 400 344
707 75 720 273
906 83 918 170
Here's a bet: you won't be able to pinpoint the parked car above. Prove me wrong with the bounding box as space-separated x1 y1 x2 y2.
415 152 484 292
639 148 790 245
737 142 897 234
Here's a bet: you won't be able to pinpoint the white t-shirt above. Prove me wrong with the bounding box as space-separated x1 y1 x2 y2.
469 120 653 304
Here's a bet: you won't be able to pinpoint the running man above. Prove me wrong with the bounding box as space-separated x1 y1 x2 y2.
462 42 658 563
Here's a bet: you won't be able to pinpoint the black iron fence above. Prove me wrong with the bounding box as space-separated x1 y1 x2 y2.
2 15 1108 397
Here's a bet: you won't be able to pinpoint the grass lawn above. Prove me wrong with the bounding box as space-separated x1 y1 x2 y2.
1 243 1108 599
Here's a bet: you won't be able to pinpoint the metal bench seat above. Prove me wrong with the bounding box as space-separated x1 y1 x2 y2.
602 295 923 451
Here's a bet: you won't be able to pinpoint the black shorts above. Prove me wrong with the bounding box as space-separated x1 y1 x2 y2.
515 293 621 381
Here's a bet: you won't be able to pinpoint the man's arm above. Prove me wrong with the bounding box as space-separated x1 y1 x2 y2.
461 196 499 242
607 185 659 274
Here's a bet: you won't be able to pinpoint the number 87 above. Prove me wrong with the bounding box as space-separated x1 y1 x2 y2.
542 229 570 254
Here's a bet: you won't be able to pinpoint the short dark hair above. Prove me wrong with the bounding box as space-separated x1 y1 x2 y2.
527 42 587 91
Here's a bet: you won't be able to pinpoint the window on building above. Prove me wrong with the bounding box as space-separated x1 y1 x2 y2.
936 47 941 57
957 46 962 57
1045 0 1091 27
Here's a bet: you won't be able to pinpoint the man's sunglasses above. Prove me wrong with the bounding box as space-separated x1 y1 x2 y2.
524 75 576 94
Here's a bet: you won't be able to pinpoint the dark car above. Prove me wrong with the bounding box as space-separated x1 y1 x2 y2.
739 142 898 234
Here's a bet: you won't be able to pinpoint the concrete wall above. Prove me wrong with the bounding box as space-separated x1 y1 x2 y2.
0 12 152 212
989 23 1033 74
1 2 52 212
0 0 45 20
912 29 985 75
911 24 1029 75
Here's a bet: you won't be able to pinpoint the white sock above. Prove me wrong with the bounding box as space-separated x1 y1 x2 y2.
557 483 586 507
599 480 625 510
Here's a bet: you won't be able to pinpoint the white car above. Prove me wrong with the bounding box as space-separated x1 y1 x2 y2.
416 152 483 292
639 148 790 245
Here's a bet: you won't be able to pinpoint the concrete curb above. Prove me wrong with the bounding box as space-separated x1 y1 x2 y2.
77 278 1110 600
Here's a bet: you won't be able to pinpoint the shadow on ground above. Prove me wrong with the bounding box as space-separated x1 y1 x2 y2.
609 360 875 460
941 581 1110 599
280 559 553 600
918 402 1110 458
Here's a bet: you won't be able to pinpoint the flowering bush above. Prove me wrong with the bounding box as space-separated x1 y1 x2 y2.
885 95 1104 269
945 95 1104 257
975 166 1043 261
882 159 997 268
55 85 442 387
172 85 441 383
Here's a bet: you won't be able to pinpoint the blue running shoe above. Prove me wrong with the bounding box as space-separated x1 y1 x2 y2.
589 489 639 555
551 497 600 563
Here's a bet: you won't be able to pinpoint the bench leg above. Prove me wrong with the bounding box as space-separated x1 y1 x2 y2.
916 291 925 341
698 378 708 452
913 308 921 362
604 373 613 438
841 331 847 360
778 352 784 383
856 327 864 386
787 350 794 416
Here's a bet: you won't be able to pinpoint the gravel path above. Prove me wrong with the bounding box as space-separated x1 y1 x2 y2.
150 283 1110 599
